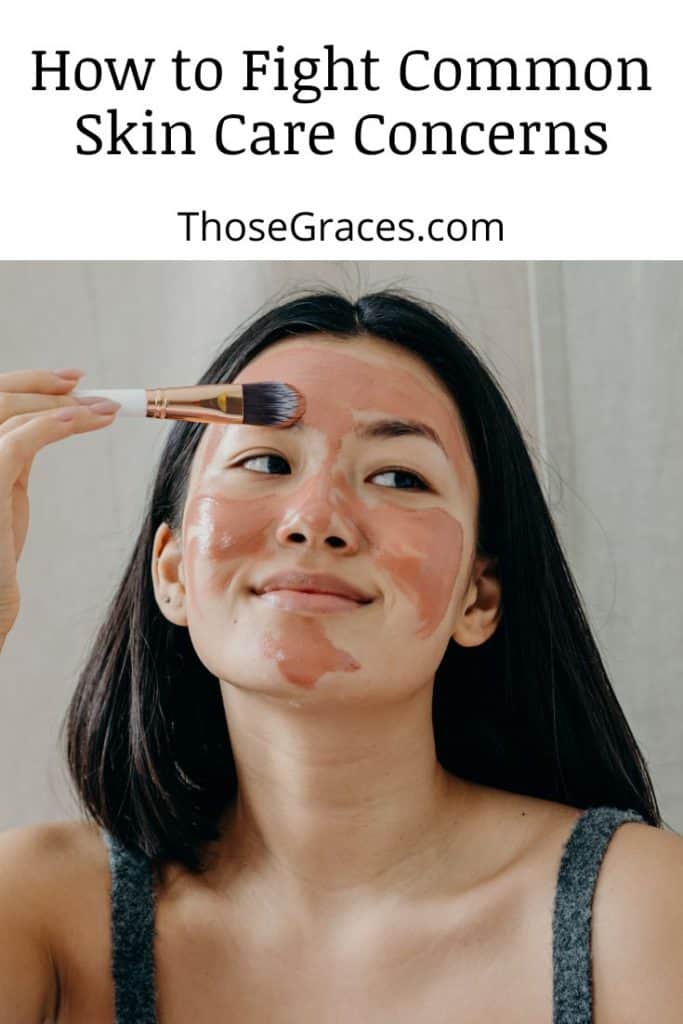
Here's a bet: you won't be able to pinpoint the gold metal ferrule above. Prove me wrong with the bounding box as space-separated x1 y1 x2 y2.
144 385 245 425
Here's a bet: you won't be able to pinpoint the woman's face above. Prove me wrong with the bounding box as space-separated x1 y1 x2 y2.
175 334 482 702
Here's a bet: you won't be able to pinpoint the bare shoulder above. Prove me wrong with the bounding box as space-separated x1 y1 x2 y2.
0 817 111 935
591 819 683 1023
0 819 109 1023
462 781 584 866
0 819 112 1014
0 817 109 881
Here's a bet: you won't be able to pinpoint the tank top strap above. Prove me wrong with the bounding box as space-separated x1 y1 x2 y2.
102 829 159 1024
552 805 646 1024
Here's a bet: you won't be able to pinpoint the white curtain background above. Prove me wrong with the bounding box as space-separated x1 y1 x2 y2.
0 262 680 832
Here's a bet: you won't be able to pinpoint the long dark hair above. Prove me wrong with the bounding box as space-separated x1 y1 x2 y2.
61 288 664 874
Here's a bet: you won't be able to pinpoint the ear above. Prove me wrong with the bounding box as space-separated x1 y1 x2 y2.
451 553 501 648
151 522 188 627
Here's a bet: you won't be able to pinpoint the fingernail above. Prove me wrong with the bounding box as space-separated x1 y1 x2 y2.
54 368 85 380
90 400 121 415
75 396 104 405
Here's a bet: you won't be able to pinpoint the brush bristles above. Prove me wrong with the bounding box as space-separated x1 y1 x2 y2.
241 381 306 428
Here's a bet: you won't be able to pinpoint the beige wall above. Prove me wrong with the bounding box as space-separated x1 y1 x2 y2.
0 262 680 831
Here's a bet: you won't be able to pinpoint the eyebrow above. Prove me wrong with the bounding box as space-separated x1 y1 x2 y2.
288 416 447 455
353 417 447 456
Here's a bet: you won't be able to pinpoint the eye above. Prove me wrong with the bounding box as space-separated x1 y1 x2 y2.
233 453 291 474
370 468 430 491
232 453 430 491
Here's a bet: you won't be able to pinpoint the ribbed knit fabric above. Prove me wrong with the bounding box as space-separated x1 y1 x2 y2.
103 830 158 1024
552 806 644 1023
103 805 645 1023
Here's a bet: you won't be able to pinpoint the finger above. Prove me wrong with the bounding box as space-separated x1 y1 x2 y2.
0 369 85 395
0 392 104 422
0 405 119 485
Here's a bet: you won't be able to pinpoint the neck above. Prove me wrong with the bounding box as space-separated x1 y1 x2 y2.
203 682 477 919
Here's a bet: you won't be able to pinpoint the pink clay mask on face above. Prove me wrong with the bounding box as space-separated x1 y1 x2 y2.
180 337 477 691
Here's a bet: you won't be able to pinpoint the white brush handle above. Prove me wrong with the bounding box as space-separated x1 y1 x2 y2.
72 388 147 416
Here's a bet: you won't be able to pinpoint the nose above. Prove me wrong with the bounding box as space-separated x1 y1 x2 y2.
274 472 362 553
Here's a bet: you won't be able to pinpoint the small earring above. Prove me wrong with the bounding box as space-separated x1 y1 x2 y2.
164 596 172 604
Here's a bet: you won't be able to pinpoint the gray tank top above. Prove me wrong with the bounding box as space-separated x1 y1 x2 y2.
103 805 645 1023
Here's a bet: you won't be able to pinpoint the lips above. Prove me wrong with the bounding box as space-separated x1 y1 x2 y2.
252 570 374 604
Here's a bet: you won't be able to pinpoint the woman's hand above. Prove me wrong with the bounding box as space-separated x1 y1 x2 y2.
0 369 120 650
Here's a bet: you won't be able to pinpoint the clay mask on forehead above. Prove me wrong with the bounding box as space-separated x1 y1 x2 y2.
181 340 472 690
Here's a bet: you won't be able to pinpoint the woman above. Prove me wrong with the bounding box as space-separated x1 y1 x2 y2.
0 289 681 1023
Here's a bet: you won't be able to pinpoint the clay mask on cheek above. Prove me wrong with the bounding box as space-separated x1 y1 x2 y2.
183 492 269 607
373 506 465 639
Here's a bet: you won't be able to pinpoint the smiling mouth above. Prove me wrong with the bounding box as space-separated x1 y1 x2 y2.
252 589 374 614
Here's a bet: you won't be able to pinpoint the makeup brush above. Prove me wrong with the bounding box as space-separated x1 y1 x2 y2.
71 383 306 427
